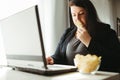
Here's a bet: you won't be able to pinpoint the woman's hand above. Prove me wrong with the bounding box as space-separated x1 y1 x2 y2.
75 21 91 47
46 56 54 64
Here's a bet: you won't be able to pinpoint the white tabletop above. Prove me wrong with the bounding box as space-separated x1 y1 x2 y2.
0 67 119 80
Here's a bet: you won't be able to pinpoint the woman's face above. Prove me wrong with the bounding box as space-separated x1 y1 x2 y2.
70 5 87 27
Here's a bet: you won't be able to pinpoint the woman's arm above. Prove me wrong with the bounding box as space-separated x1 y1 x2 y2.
88 26 120 56
87 25 120 72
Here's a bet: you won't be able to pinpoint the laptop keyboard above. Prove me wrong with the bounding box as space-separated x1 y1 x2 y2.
47 64 76 70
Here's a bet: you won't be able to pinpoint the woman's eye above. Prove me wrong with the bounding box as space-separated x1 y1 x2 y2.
79 12 84 15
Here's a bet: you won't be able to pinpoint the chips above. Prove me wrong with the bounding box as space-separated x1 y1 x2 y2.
74 54 101 74
75 21 83 28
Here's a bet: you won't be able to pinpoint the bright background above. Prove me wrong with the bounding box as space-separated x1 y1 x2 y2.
0 0 119 65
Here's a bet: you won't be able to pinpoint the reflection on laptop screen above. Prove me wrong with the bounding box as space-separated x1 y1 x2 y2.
0 5 44 68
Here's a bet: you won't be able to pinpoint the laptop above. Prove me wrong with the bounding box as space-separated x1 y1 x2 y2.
0 5 77 75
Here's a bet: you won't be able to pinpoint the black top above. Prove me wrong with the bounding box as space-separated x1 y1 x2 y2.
51 22 120 73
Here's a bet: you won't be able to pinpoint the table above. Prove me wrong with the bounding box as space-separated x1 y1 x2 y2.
0 67 119 80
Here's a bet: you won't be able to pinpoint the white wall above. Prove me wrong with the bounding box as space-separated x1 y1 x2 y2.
0 0 40 20
43 0 68 56
91 0 115 30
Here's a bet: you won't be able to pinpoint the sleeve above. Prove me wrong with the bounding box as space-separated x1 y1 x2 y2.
88 26 120 57
87 25 120 72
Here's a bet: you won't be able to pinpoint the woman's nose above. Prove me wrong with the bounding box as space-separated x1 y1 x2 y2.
75 15 79 21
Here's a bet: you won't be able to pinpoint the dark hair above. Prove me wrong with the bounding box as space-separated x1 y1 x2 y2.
69 0 101 34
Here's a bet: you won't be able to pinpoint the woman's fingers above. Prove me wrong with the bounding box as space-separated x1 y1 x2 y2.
46 57 54 64
75 27 91 47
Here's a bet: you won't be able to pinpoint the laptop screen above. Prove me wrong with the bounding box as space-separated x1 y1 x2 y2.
0 5 47 69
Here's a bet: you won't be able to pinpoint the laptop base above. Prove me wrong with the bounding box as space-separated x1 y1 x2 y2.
13 66 77 75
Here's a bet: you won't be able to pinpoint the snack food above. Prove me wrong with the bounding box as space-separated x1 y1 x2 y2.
74 54 101 74
75 21 84 28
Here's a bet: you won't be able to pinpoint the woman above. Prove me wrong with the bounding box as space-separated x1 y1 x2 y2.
47 0 120 72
